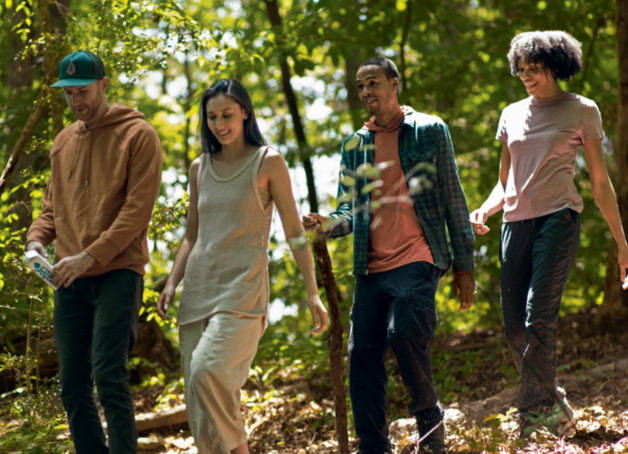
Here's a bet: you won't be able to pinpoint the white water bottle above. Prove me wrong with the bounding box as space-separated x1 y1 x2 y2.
24 250 58 290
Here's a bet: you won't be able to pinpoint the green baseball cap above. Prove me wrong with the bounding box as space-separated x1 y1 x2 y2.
51 50 106 88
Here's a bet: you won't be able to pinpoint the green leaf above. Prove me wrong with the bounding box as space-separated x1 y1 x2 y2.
360 180 383 195
339 175 355 187
293 58 315 76
356 163 381 179
344 136 360 151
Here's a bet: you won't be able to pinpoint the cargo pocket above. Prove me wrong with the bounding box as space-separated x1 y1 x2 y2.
389 291 437 345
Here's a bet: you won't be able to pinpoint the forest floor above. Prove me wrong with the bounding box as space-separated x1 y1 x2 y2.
1 307 626 453
129 307 628 454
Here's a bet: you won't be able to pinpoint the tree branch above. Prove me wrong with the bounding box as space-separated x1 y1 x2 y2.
313 233 349 454
577 18 604 90
263 0 319 213
37 0 65 135
598 0 628 328
0 61 58 197
399 0 412 94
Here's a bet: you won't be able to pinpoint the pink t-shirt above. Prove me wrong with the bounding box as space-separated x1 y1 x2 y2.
365 110 434 273
496 92 604 222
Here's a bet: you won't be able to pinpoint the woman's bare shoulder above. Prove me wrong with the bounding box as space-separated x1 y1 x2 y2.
189 156 202 178
261 147 286 167
190 156 202 169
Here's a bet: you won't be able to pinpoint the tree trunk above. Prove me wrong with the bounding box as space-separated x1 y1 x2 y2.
1 0 65 198
399 0 412 95
264 0 318 213
37 0 65 135
597 0 628 330
129 311 181 372
0 62 58 196
313 233 349 454
183 51 192 180
9 5 34 88
343 48 364 131
25 297 35 396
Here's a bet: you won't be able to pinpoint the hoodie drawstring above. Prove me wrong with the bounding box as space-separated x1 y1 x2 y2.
85 131 91 187
66 127 91 187
67 129 81 181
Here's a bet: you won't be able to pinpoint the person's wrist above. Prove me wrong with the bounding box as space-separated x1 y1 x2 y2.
25 241 42 252
318 216 332 232
307 293 321 304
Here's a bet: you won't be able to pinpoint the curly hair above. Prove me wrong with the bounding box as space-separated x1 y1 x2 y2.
507 31 583 81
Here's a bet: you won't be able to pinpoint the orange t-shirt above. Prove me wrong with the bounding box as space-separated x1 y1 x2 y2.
366 110 434 273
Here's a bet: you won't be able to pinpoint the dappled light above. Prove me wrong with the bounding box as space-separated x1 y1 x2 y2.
1 0 627 453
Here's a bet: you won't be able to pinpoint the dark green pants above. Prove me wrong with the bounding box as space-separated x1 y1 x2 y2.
500 208 580 411
54 269 143 454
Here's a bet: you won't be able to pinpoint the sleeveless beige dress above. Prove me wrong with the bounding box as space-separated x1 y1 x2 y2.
178 147 273 327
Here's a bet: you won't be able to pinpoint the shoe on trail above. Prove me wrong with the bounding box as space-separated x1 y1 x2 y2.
518 397 577 438
415 418 446 454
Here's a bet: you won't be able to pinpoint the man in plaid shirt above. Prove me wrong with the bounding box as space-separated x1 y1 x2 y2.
304 57 475 454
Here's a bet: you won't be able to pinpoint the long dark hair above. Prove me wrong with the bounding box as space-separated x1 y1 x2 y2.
200 79 266 154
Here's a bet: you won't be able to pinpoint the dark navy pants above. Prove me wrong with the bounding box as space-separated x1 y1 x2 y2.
349 261 444 453
500 208 580 412
54 269 143 454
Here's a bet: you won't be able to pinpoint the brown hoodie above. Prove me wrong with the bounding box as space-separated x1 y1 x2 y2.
27 103 163 278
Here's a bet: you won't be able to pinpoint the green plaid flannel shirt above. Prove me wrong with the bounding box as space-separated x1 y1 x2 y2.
328 110 475 275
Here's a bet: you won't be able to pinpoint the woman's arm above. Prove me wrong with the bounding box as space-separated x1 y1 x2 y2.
260 149 329 334
157 158 201 320
470 142 511 235
583 138 628 283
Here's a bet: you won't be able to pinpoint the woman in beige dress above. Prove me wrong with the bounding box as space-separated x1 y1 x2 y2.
157 79 328 454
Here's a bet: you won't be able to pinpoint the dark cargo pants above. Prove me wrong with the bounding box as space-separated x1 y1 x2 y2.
54 269 143 454
349 261 444 453
500 208 580 411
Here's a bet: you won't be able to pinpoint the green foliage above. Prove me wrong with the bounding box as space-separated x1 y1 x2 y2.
148 192 189 250
0 352 71 454
0 385 72 454
0 0 623 449
254 323 330 384
153 376 185 410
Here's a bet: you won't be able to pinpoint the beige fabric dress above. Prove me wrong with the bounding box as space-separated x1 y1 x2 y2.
178 146 274 326
179 147 273 453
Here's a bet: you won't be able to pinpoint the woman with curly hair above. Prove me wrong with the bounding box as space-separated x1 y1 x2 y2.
470 31 628 436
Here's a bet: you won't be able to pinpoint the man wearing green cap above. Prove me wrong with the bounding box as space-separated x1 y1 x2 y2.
25 50 163 453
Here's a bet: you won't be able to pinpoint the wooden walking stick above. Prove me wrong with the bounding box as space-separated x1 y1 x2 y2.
313 231 349 454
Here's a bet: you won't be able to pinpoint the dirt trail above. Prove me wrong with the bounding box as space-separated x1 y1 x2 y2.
131 308 628 453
